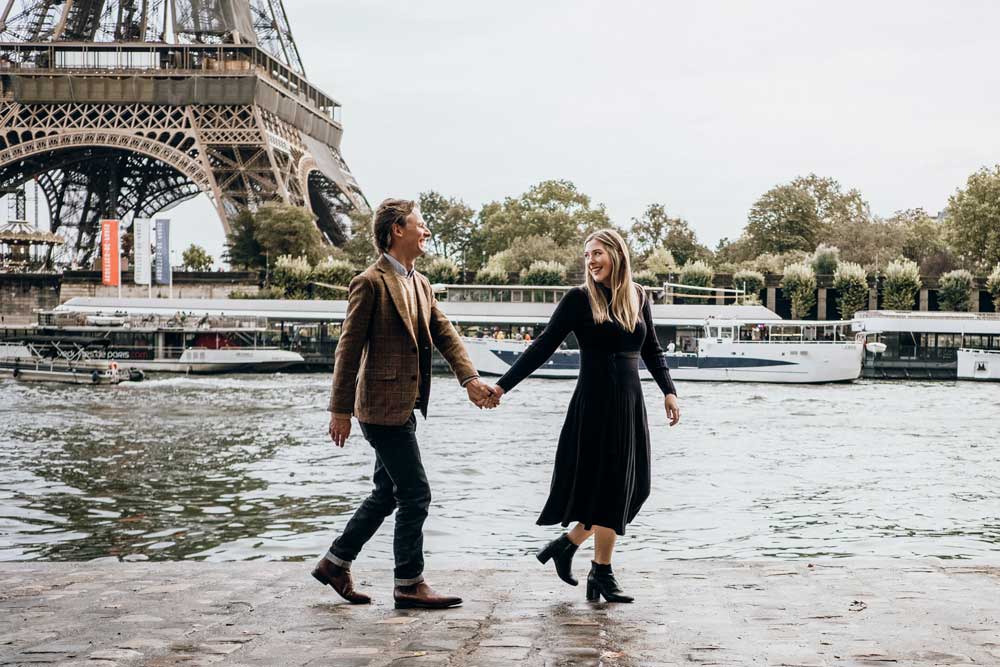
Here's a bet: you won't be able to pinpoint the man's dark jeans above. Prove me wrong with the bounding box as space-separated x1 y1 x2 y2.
329 414 430 585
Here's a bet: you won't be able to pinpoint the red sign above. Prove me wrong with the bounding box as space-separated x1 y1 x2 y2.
101 219 120 287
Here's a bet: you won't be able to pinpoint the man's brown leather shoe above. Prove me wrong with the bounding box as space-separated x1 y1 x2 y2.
311 558 371 604
393 581 462 609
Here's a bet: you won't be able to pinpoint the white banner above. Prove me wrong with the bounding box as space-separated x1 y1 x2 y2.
133 219 151 285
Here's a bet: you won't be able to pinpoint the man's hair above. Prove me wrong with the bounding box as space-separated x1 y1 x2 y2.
372 198 415 254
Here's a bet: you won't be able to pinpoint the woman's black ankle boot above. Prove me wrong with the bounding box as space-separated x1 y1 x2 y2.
536 533 579 586
586 561 634 603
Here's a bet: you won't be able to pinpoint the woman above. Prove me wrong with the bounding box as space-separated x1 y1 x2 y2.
491 229 681 603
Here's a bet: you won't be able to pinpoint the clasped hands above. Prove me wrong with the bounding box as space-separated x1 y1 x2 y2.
466 378 504 409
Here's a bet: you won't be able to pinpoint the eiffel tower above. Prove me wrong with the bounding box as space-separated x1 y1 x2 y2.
0 0 369 265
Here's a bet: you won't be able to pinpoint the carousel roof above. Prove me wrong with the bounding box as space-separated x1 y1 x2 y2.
0 221 65 245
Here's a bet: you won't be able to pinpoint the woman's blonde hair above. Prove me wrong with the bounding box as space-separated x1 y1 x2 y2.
583 228 641 331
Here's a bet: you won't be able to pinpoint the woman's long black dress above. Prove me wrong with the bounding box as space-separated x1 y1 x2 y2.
497 284 677 535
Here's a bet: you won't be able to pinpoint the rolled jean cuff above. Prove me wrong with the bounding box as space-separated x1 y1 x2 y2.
325 551 351 569
395 574 424 586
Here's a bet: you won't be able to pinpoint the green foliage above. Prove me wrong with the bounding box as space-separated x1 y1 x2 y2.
181 244 213 272
254 203 326 265
522 260 566 286
422 256 460 284
947 165 1000 270
894 208 953 274
473 180 610 262
271 254 312 299
474 265 510 285
628 204 709 265
811 243 840 275
752 250 809 275
732 269 765 303
481 235 577 275
746 185 819 255
312 257 357 299
419 191 477 270
832 261 869 319
936 269 975 312
713 235 756 266
781 262 817 319
678 260 714 304
882 258 921 310
789 174 870 227
342 209 378 268
632 269 660 287
644 247 678 275
820 217 902 271
987 264 1000 312
224 209 264 270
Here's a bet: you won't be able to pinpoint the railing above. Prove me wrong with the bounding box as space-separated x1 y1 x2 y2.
855 310 1000 321
439 283 665 303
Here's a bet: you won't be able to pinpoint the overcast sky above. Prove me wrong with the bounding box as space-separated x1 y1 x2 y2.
170 0 1000 264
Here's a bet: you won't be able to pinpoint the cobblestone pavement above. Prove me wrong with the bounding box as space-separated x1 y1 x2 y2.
1 560 998 666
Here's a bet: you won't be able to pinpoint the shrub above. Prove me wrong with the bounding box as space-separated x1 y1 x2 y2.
632 269 660 287
812 243 840 275
422 256 460 284
522 260 566 286
678 260 715 304
987 264 1000 312
312 257 356 299
753 250 809 275
832 261 869 319
230 286 284 299
781 262 817 319
937 269 975 312
272 254 312 299
644 247 678 275
732 269 765 304
474 266 510 285
882 258 921 310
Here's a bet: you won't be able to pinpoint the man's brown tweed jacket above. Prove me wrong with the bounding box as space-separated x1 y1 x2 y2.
328 254 478 425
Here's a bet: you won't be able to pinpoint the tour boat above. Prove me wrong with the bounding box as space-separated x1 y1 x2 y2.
464 319 863 384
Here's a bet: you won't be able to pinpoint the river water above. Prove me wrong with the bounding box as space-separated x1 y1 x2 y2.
1 374 998 564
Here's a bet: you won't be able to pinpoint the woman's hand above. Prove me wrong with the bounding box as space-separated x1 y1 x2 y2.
664 394 680 426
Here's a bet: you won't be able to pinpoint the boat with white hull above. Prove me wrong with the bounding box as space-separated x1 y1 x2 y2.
957 348 1000 381
464 319 863 384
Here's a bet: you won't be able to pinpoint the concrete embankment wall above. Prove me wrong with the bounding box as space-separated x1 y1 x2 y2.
0 271 261 324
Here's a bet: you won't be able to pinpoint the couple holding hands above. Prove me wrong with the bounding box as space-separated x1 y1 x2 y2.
316 198 681 609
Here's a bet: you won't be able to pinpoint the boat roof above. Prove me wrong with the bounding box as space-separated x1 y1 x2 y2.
54 297 784 326
853 310 1000 334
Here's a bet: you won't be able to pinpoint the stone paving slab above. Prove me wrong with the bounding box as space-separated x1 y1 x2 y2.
1 560 998 666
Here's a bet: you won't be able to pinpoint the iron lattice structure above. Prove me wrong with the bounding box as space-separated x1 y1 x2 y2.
0 1 369 265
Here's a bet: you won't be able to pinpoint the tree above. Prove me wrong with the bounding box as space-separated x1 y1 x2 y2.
522 260 566 286
790 173 869 228
987 264 1000 312
732 269 765 304
823 217 904 271
936 269 975 312
947 165 1000 270
422 256 460 284
882 258 921 310
342 209 378 268
832 262 869 319
746 185 820 254
224 210 265 270
811 243 840 275
781 262 817 319
473 180 610 263
644 247 678 275
181 244 213 271
627 204 709 265
419 191 478 271
254 203 326 265
678 260 714 304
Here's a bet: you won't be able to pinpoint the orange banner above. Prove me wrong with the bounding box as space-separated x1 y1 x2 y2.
101 219 120 287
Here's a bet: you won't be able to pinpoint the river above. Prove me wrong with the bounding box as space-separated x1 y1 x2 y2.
1 374 998 564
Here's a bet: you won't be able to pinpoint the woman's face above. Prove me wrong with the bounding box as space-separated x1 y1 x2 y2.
584 239 613 286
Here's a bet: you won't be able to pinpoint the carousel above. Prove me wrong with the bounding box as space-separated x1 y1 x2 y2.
0 221 64 271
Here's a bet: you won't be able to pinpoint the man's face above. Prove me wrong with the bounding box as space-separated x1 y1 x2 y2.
393 208 431 257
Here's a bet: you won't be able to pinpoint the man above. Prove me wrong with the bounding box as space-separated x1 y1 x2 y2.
314 198 497 609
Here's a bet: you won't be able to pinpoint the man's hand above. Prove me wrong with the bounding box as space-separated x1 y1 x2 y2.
664 394 681 426
329 414 352 447
466 379 500 409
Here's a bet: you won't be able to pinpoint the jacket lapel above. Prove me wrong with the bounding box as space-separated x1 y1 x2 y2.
415 276 431 339
377 255 417 345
